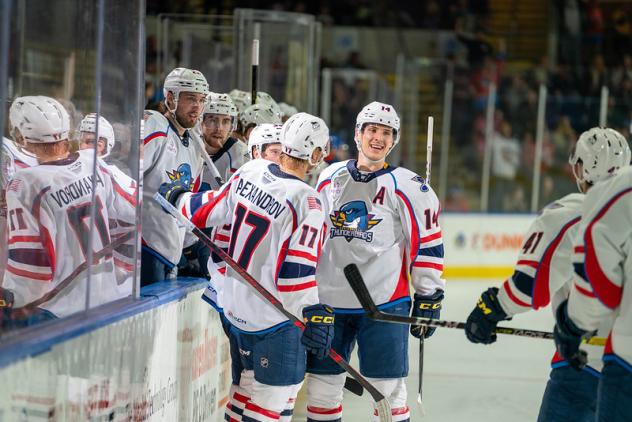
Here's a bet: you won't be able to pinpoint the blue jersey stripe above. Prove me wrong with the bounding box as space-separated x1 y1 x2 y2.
278 262 316 279
418 244 444 258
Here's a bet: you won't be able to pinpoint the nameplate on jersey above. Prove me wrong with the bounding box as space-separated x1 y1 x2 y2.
50 173 105 208
235 179 285 218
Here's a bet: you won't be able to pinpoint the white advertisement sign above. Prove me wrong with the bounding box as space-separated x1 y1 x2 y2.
441 213 535 279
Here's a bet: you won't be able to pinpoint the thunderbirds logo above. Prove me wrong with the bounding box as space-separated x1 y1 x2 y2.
166 163 193 189
329 200 381 242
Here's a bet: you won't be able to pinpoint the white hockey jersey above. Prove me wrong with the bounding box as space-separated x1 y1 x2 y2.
177 159 324 332
497 193 584 316
200 137 249 190
568 166 632 368
142 111 204 266
4 150 136 317
316 160 445 310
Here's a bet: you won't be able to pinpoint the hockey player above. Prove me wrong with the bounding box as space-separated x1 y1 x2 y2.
307 101 445 422
141 67 209 285
239 103 282 141
2 96 136 326
199 92 249 186
465 127 630 421
77 113 138 285
278 102 298 122
159 112 334 422
247 123 283 161
554 142 632 422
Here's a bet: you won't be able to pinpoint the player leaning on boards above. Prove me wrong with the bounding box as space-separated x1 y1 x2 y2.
159 112 335 422
554 136 632 422
307 102 446 422
141 67 209 285
2 96 136 327
465 127 630 421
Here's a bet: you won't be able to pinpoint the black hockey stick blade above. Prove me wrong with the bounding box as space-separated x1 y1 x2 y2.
344 264 379 314
344 376 364 396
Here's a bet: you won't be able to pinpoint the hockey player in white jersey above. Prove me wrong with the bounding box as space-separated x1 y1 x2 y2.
248 123 283 161
77 113 138 285
306 102 446 422
2 96 136 327
554 142 632 422
159 112 334 422
141 67 209 285
465 127 630 421
199 92 249 187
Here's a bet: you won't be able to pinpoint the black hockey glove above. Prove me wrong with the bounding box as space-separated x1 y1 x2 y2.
0 287 15 327
301 304 335 360
158 177 190 208
410 290 444 339
554 299 590 370
465 287 509 344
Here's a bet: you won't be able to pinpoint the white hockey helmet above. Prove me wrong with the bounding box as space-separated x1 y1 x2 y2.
239 103 283 129
255 91 283 117
203 92 238 132
78 113 116 158
281 112 329 166
248 123 283 159
354 101 401 151
11 96 70 143
163 67 209 110
278 102 298 118
228 89 252 114
569 127 631 191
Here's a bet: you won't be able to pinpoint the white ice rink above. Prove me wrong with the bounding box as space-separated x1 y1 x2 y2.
293 280 558 421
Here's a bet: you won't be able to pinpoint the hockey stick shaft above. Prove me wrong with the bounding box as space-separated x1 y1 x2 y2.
192 134 224 189
155 194 392 419
251 39 259 105
11 230 136 318
344 264 606 346
426 116 433 184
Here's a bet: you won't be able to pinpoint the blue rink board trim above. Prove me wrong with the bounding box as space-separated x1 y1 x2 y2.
0 277 208 370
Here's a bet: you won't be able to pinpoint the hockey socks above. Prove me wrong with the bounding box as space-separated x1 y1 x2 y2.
306 405 343 422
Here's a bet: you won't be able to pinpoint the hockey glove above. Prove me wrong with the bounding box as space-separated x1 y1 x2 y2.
465 287 509 344
301 304 335 360
554 299 590 370
158 177 190 208
0 288 15 327
410 289 444 339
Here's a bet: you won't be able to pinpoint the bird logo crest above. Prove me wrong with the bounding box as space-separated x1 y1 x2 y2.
165 163 193 189
330 200 381 242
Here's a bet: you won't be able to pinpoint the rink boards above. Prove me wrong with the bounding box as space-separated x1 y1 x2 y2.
441 213 534 280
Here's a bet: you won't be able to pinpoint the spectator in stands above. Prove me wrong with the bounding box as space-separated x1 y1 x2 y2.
490 120 520 211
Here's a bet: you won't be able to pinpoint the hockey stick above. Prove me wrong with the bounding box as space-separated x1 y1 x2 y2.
154 194 391 421
251 39 259 105
11 230 136 319
191 133 224 189
416 116 434 417
343 264 606 346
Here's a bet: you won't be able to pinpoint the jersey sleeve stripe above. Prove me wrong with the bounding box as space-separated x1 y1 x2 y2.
276 280 317 292
583 188 632 309
413 262 444 271
503 281 531 307
6 264 53 282
278 262 316 278
516 259 539 269
190 185 231 228
287 249 318 263
316 179 331 193
114 257 135 271
574 283 596 298
418 244 444 258
531 217 580 309
574 246 585 254
8 248 52 267
215 233 230 242
8 235 42 245
420 231 442 243
143 131 167 145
